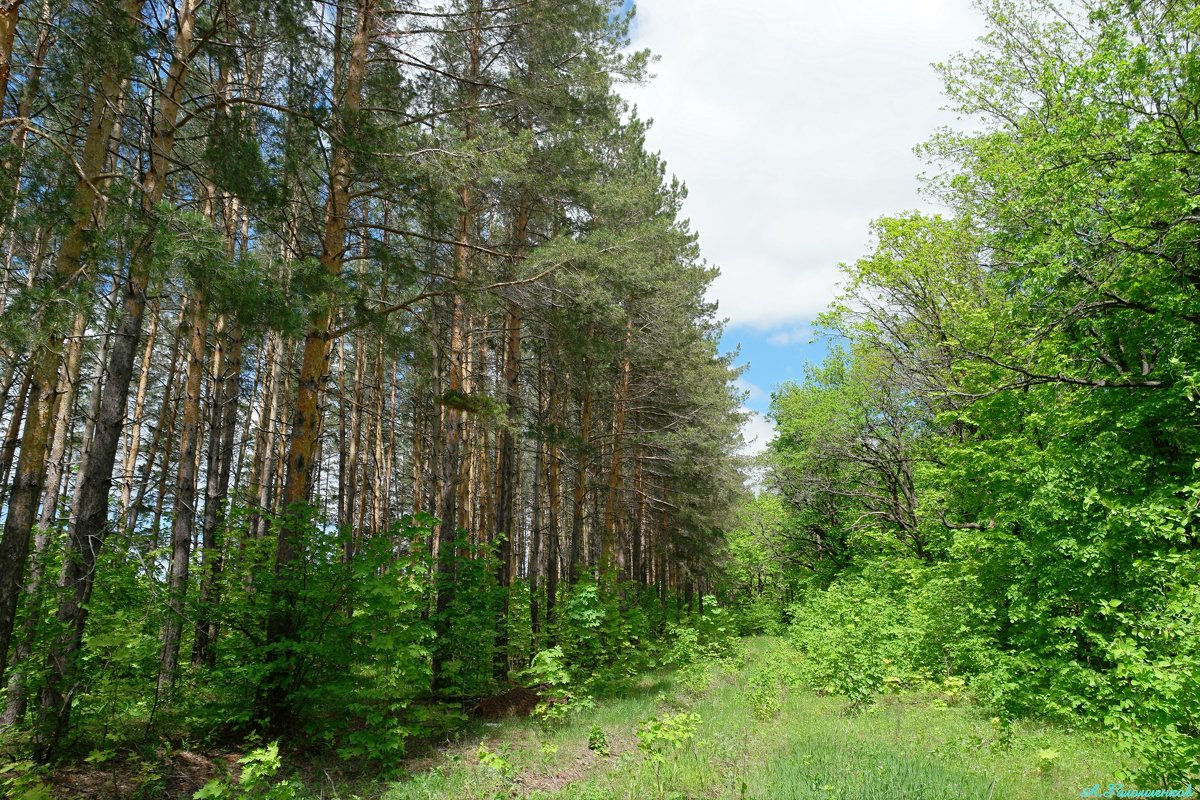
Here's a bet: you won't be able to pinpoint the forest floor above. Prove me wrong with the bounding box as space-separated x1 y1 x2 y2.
379 637 1127 800
35 637 1130 799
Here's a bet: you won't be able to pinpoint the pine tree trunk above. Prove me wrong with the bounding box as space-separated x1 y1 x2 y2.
130 321 181 542
0 514 47 725
632 446 646 587
433 0 482 693
602 304 633 575
36 0 196 752
568 364 591 585
157 292 207 695
0 0 25 114
659 480 671 606
261 0 375 728
38 310 88 529
411 392 424 518
1 322 67 725
0 368 31 509
68 281 124 521
250 333 284 539
0 0 51 240
118 298 160 531
494 307 520 677
343 333 366 543
434 251 469 692
545 386 561 630
0 6 138 685
529 353 547 645
335 340 349 533
494 197 529 677
386 359 398 525
193 319 243 667
371 341 387 535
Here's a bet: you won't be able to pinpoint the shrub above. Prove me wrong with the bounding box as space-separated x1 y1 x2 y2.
787 575 915 708
553 580 656 692
193 742 297 800
476 744 517 780
520 647 595 726
731 593 785 636
587 725 610 756
1102 572 1200 784
635 712 701 764
284 517 435 762
746 670 781 721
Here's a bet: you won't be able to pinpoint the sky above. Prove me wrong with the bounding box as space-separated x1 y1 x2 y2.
619 0 986 457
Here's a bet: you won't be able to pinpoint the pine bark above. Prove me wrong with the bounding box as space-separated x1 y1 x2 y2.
0 0 24 109
602 304 633 574
261 0 375 727
433 0 482 692
568 361 592 585
193 319 242 667
37 310 88 529
129 320 182 541
249 332 283 539
157 292 207 694
118 300 160 530
0 368 31 509
0 0 139 685
37 0 196 751
545 384 562 629
494 199 528 678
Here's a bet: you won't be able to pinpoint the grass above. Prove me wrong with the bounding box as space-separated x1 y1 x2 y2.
380 636 1130 800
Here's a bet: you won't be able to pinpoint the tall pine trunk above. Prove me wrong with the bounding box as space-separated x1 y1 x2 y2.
0 368 31 508
192 319 243 667
568 355 592 585
433 0 482 693
494 198 528 679
260 0 375 727
157 292 207 694
545 380 562 630
602 302 633 575
117 299 160 530
37 0 195 752
37 309 88 529
0 0 139 685
0 0 24 110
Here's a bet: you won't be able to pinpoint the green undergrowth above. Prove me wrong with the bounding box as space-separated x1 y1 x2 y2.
380 637 1128 800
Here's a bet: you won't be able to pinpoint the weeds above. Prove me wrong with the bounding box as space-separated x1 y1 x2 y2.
381 636 1126 800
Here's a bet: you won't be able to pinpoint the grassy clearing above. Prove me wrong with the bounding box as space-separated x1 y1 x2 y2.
382 637 1128 800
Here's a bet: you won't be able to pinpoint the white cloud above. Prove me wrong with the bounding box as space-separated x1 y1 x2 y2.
766 326 814 347
738 409 775 459
733 377 767 404
623 0 984 331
